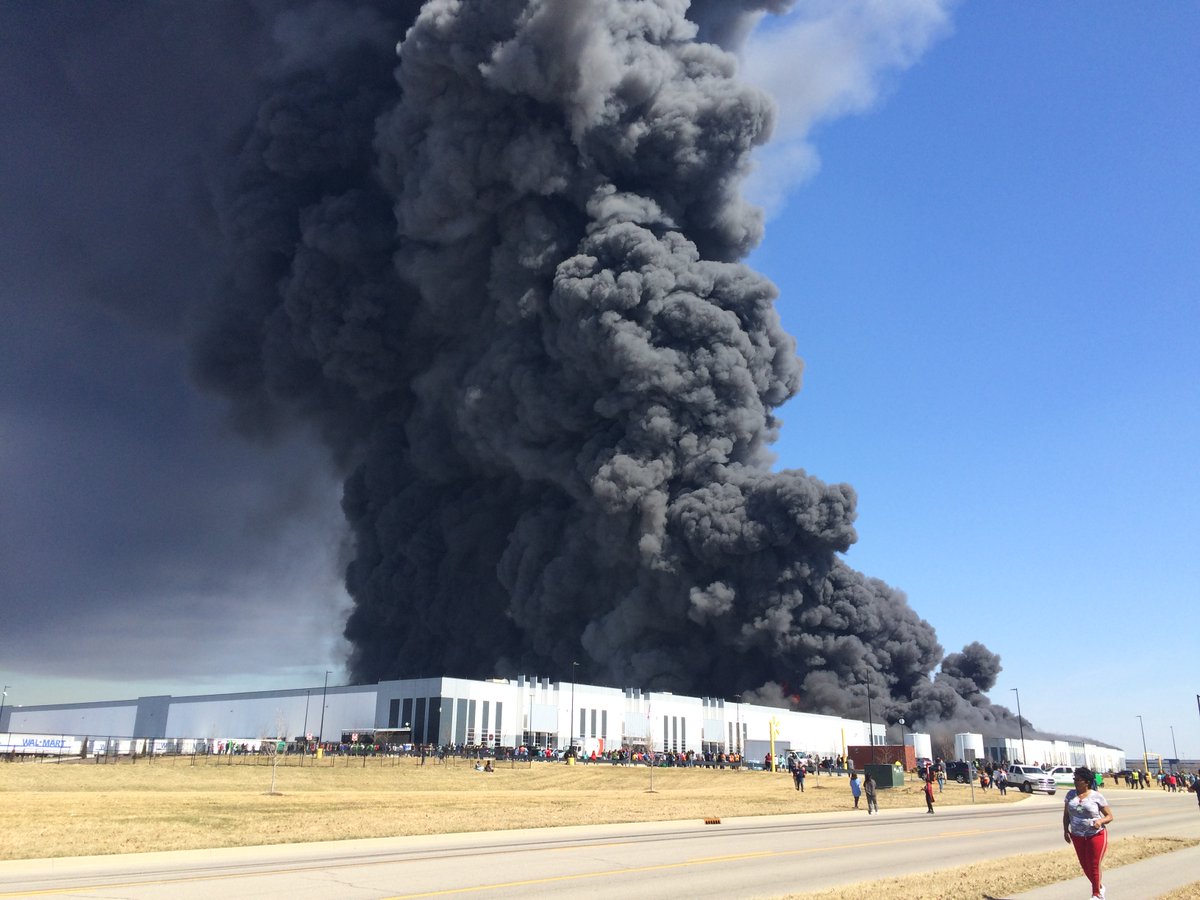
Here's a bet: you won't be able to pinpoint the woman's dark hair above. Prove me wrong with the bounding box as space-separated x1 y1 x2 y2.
1074 766 1094 784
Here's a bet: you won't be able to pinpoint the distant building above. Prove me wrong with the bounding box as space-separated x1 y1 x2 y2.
0 676 1126 772
1 674 883 760
981 733 1125 773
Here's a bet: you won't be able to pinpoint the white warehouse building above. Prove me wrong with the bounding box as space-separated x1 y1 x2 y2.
2 674 885 760
2 676 1126 772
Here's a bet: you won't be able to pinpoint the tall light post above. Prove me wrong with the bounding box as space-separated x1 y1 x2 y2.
1170 725 1178 771
866 679 875 765
317 671 330 748
1011 688 1027 764
569 661 578 755
527 681 535 762
1137 714 1148 774
898 716 907 767
733 693 742 760
856 674 874 766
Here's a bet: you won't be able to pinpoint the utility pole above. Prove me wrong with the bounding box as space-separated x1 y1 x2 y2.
302 690 311 741
866 678 875 765
734 693 742 761
1011 688 1027 764
569 661 578 755
857 674 875 766
317 671 330 749
1137 714 1148 774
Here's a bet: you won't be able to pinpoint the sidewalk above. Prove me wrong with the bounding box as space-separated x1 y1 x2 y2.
1011 842 1200 899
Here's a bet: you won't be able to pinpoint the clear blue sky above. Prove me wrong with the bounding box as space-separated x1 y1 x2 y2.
1 1 1196 763
749 1 1199 762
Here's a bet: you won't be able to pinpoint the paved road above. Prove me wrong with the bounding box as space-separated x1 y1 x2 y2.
1 790 1196 898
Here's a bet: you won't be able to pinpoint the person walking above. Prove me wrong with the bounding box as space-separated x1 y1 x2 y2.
923 775 936 813
1063 766 1113 899
850 771 862 809
864 771 878 814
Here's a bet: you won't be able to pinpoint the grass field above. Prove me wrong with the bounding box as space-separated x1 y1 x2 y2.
2 755 1197 898
0 754 1012 859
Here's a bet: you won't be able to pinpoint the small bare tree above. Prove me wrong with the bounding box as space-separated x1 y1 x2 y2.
264 711 288 796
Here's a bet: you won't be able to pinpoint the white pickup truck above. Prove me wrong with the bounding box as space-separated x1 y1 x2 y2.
1005 764 1057 794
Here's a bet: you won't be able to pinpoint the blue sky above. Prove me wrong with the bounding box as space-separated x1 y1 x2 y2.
1 2 1195 763
748 1 1199 761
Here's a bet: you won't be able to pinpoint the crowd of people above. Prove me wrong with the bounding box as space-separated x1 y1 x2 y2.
1117 768 1197 791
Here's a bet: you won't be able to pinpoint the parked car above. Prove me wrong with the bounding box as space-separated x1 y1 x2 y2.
1047 765 1076 786
944 760 973 783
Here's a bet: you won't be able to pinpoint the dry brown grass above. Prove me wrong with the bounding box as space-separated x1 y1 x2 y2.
3 757 1198 897
1158 884 1200 900
0 755 1012 860
781 836 1200 900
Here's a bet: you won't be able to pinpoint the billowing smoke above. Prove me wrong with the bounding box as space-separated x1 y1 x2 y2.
196 0 1019 735
687 0 796 48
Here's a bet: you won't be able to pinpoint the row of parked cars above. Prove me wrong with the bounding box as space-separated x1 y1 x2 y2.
919 760 1061 794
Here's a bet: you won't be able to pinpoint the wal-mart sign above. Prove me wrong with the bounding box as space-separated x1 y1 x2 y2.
21 737 70 749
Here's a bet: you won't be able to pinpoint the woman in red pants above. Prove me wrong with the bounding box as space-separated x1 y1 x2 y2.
1063 766 1114 899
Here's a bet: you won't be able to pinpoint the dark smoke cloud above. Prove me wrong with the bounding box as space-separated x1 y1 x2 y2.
688 0 796 49
0 0 356 689
190 0 1022 737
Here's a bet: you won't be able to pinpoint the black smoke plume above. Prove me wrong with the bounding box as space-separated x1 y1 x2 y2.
196 0 1019 735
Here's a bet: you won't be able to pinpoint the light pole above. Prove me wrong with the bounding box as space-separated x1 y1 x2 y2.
898 716 907 767
1170 725 1178 771
528 683 535 764
866 679 874 765
733 693 742 760
569 661 578 755
0 686 9 730
1011 688 1027 764
857 674 874 766
317 671 330 749
1137 714 1148 775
